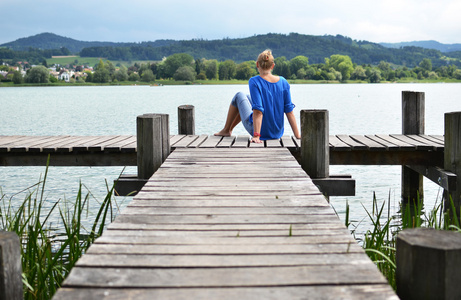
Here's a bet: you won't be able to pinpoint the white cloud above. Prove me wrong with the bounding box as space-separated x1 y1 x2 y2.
0 0 460 44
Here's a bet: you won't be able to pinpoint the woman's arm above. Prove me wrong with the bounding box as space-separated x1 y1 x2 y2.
286 111 301 139
251 109 263 143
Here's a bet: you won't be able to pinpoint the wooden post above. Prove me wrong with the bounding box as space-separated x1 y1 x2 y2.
178 105 195 135
444 111 461 213
136 113 170 180
0 232 23 300
396 228 461 300
402 91 425 204
300 110 329 178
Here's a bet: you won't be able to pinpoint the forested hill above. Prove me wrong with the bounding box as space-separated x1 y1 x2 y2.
0 32 177 53
2 32 460 68
79 33 454 67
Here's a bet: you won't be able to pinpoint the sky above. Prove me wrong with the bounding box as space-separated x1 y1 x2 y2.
1 0 460 45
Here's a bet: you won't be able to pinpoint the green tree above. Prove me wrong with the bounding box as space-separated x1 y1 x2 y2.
141 69 155 82
325 54 354 81
114 66 128 82
218 60 236 80
235 61 256 80
351 66 367 81
273 56 291 78
419 58 432 71
163 53 194 78
25 66 50 83
12 71 24 84
128 73 140 81
173 66 196 81
205 59 218 80
92 59 110 83
290 55 309 76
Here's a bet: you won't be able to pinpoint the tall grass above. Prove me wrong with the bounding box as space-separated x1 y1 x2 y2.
349 191 461 290
0 161 121 299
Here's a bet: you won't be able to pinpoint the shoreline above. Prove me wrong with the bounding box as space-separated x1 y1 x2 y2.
1 78 460 88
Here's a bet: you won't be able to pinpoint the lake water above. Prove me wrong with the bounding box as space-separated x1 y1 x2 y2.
1 83 460 235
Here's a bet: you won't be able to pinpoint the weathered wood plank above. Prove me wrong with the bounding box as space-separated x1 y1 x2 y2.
106 222 348 231
329 135 351 151
186 134 208 148
61 264 386 288
281 135 296 148
390 134 433 150
198 135 222 148
217 136 235 148
171 135 199 148
374 134 415 150
53 285 399 300
336 134 368 150
265 139 282 148
350 135 387 151
75 252 369 268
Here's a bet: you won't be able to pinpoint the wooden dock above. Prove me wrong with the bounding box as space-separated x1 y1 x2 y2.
53 147 397 299
0 133 445 167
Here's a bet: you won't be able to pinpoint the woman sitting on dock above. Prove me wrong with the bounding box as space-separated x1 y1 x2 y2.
214 49 301 143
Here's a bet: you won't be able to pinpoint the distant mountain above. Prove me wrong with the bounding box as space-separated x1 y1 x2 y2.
380 40 461 53
0 32 177 53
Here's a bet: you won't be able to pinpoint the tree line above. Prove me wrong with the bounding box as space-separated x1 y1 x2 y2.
81 53 461 84
4 52 460 85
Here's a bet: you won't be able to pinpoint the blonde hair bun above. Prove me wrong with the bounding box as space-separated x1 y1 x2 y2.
257 49 274 70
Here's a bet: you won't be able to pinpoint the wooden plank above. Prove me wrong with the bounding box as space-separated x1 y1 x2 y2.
105 135 136 152
336 135 368 150
265 139 282 148
22 136 72 153
169 135 185 145
85 242 363 255
76 252 369 268
198 135 222 148
71 136 118 151
54 285 399 300
329 135 351 151
374 134 415 150
106 222 348 232
390 134 433 150
365 135 399 150
422 134 445 145
171 135 199 148
0 136 52 152
217 136 235 148
61 264 386 287
281 135 296 148
186 134 208 148
430 134 444 143
121 206 335 216
350 135 387 151
232 135 250 148
404 135 444 151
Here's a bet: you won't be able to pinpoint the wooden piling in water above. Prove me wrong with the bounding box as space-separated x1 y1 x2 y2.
300 109 329 178
178 105 195 135
136 113 170 180
396 228 461 300
0 232 23 300
444 111 461 212
402 91 425 204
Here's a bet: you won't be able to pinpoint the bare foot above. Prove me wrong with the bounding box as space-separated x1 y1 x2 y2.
214 129 232 137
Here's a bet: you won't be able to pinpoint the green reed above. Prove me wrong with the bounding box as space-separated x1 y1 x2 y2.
0 161 121 300
347 191 461 290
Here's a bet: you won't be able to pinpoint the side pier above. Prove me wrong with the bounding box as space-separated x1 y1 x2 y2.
53 147 397 299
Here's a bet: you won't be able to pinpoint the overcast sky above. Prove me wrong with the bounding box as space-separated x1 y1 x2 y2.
1 0 460 45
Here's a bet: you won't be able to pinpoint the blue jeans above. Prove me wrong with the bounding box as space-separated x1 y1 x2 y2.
231 92 253 135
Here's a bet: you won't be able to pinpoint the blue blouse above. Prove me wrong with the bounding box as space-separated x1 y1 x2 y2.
248 75 295 140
